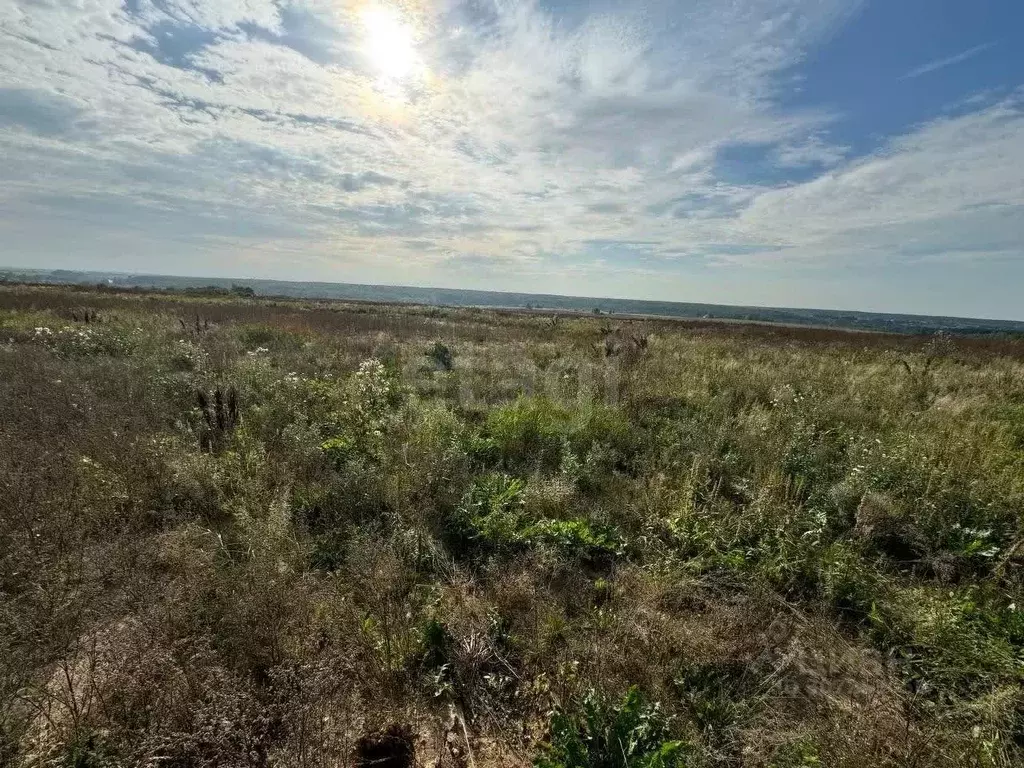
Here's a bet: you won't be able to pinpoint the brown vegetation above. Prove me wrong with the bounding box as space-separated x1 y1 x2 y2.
1 283 1022 767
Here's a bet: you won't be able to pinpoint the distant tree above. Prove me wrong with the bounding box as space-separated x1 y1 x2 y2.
231 284 256 298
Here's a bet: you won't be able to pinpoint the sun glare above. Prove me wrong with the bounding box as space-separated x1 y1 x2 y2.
360 3 420 83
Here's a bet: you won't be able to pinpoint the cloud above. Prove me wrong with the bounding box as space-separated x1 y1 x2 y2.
1 0 1021 316
733 93 1024 266
0 88 86 136
772 136 849 168
901 42 996 80
0 1 850 245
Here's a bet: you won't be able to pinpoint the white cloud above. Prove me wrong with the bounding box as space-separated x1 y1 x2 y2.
773 136 848 168
902 42 996 80
2 0 1023 317
737 94 1024 261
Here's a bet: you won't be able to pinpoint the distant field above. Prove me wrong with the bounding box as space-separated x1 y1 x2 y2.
7 266 1024 336
2 283 1023 767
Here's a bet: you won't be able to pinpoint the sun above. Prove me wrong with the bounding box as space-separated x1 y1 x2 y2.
360 3 421 82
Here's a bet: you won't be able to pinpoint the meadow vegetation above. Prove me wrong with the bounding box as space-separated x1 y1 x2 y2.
1 284 1023 767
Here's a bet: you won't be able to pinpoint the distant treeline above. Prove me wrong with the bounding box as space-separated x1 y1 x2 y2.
0 275 256 299
3 267 1024 337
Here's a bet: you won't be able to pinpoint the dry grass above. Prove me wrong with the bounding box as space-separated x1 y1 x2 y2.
1 283 1022 767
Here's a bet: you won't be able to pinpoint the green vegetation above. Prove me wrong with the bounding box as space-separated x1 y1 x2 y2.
536 687 688 768
1 283 1023 767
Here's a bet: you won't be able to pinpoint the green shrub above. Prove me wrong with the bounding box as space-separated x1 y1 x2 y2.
484 397 638 476
307 358 405 467
485 397 572 470
426 341 455 371
320 435 355 468
450 474 623 564
535 687 689 768
242 367 346 446
449 472 528 556
522 519 624 563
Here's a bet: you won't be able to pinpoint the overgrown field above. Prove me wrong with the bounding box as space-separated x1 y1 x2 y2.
1 284 1023 767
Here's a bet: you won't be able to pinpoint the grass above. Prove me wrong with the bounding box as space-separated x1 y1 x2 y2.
0 283 1022 767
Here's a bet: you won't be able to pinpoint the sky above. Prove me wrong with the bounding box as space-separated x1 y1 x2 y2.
1 0 1023 319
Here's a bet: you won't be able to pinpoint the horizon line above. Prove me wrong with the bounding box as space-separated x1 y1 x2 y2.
4 265 1024 328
